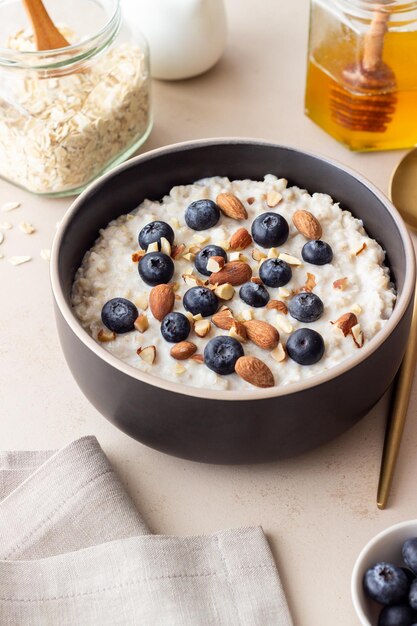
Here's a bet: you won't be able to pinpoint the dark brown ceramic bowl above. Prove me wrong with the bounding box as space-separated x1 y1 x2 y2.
51 139 415 464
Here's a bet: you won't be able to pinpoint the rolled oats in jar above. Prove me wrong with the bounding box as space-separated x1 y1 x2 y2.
0 0 152 196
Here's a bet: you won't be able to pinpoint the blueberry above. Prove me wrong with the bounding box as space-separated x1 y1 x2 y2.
378 604 416 626
195 245 227 276
288 292 324 323
138 221 175 250
286 328 324 365
183 286 218 317
403 539 417 575
259 258 292 287
363 563 409 606
402 569 417 585
410 579 417 610
160 312 191 343
185 199 220 231
138 252 174 286
101 297 138 334
239 282 270 307
251 212 289 248
204 336 244 375
302 240 333 265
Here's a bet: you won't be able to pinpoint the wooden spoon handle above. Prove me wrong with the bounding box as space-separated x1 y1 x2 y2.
22 0 69 50
363 9 389 72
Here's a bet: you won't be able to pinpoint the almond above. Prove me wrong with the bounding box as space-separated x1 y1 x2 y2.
266 300 288 314
170 341 197 360
194 319 211 338
266 190 282 208
302 272 316 292
247 197 255 205
97 329 116 342
229 321 247 343
235 356 275 388
355 242 367 256
271 343 286 363
131 250 145 263
182 273 206 287
333 277 348 290
137 345 156 364
351 323 364 348
206 255 225 273
244 320 279 350
331 312 358 337
212 306 235 330
251 277 263 285
229 227 252 250
191 354 204 364
160 237 172 256
208 261 252 286
216 193 248 220
252 248 267 262
292 209 322 240
149 284 175 321
134 313 149 333
171 243 186 260
214 282 235 300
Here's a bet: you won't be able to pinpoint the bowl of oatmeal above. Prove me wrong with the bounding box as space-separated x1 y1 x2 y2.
51 139 415 463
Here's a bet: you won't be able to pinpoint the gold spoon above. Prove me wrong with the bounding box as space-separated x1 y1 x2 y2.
376 149 417 509
22 0 70 50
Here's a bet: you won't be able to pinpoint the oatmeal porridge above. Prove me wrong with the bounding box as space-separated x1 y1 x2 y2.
71 175 396 390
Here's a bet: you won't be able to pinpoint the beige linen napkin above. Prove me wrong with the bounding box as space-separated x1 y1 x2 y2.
0 436 293 625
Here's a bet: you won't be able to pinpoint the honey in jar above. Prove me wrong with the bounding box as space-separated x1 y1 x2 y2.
305 0 417 151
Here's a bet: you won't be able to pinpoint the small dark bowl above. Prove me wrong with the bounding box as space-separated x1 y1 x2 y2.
50 139 415 464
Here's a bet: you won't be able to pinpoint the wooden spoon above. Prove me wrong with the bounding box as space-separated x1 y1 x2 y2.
22 0 70 50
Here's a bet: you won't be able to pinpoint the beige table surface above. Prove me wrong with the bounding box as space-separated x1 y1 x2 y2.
1 1 417 624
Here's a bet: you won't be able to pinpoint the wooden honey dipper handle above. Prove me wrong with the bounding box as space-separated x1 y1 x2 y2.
22 0 70 50
363 8 389 72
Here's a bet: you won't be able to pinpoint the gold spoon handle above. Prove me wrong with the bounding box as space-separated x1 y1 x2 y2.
22 0 69 50
377 287 417 509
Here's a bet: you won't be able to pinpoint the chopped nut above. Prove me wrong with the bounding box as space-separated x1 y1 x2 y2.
266 300 288 314
351 303 362 315
302 272 316 292
134 313 149 333
274 315 293 334
189 244 202 255
267 247 279 259
271 343 286 362
97 329 116 342
266 190 282 208
229 321 247 343
133 292 148 310
146 241 159 253
252 248 267 262
184 311 194 323
170 217 180 229
170 341 197 360
193 234 209 244
331 312 358 337
278 252 302 266
193 313 203 321
212 306 235 330
251 277 263 284
171 282 180 292
229 227 252 250
355 242 367 256
278 287 291 298
191 354 204 363
351 323 364 348
207 256 225 273
214 282 235 300
217 239 231 251
246 197 255 205
1 201 20 212
40 248 51 261
160 237 171 256
333 277 348 290
182 273 206 287
19 221 36 234
171 243 186 260
8 255 31 265
137 345 156 364
0 221 12 230
131 250 145 262
174 362 186 375
194 319 211 337
240 308 254 321
182 252 195 262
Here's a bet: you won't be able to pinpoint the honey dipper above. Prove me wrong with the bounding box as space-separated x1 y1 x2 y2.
22 0 70 50
330 7 397 134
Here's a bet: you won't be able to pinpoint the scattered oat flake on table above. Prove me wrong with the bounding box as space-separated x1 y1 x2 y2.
19 222 36 234
40 249 51 261
1 201 20 212
0 221 12 230
8 255 31 266
0 232 4 244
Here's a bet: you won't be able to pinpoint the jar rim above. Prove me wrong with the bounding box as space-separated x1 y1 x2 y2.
0 0 120 70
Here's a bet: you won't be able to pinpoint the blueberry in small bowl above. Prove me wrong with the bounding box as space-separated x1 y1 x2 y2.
286 328 324 366
183 286 218 317
259 258 292 287
288 292 324 323
160 312 191 343
204 336 244 375
101 298 138 334
302 240 333 265
251 212 289 248
239 282 270 307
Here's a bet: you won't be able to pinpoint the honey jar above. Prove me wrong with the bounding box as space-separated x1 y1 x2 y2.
305 0 417 151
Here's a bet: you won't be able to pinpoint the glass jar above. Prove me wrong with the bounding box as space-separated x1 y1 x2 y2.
0 0 152 196
305 0 417 151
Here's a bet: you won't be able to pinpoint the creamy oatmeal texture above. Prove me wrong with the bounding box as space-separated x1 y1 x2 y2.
71 175 396 391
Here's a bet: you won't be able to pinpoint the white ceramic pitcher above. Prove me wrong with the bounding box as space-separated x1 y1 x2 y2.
123 0 227 80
